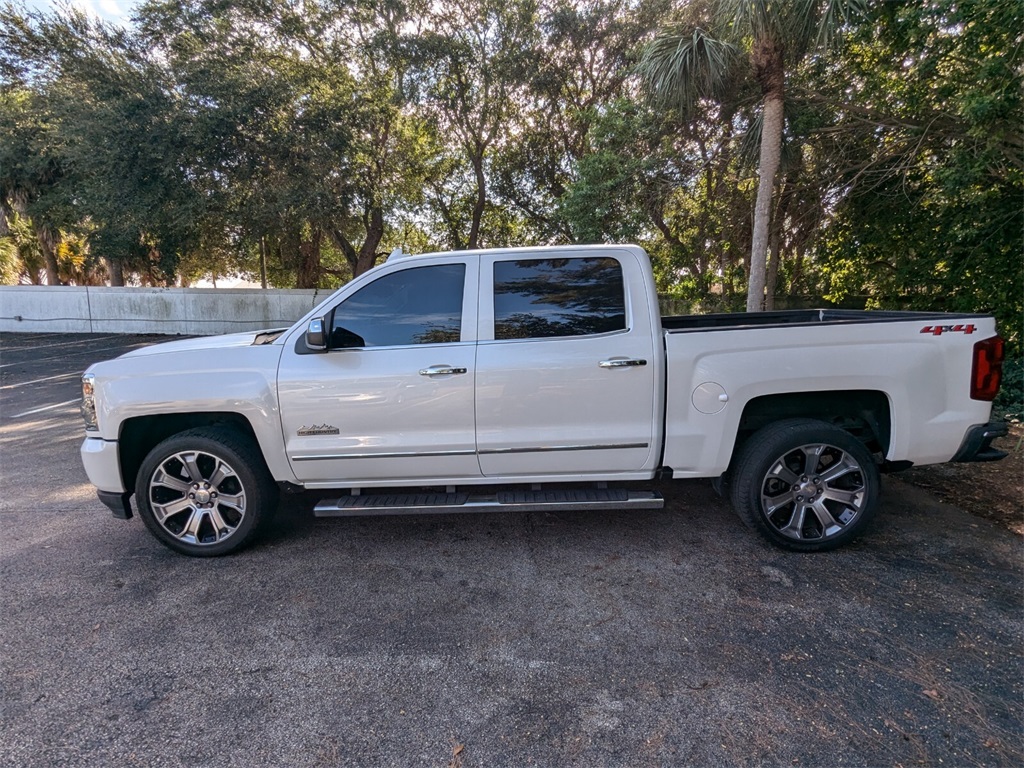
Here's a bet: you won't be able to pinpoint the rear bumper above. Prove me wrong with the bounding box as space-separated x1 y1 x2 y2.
952 421 1009 462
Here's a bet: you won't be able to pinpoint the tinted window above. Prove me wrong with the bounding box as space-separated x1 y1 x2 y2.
493 257 626 340
330 264 465 348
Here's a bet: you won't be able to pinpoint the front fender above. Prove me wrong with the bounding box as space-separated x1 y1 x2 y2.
89 344 295 484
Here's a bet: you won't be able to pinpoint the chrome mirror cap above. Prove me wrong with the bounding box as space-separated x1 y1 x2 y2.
305 317 327 350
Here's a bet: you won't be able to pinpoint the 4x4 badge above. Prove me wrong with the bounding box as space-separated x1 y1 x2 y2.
920 324 976 336
297 424 340 436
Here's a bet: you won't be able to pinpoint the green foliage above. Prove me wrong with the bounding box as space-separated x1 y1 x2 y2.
0 0 1017 349
0 211 39 283
557 102 655 244
994 356 1023 423
810 0 1023 353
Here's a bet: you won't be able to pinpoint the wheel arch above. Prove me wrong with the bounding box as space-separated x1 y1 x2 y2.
733 390 892 459
119 413 261 493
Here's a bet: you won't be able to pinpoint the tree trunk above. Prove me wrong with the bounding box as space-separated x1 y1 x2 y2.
790 240 807 297
467 152 486 250
326 226 360 279
106 257 125 287
765 210 783 311
259 237 268 289
748 35 786 313
354 206 385 276
35 225 60 286
747 94 784 312
765 176 796 311
0 197 10 237
295 230 322 289
279 230 302 282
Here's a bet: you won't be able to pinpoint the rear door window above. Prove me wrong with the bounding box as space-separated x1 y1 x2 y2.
493 257 626 340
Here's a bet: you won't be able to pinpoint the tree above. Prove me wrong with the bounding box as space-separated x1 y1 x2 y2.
134 0 362 287
323 0 439 277
2 6 201 285
640 0 867 311
491 0 668 243
0 87 64 285
408 0 537 250
0 211 43 283
806 0 1023 351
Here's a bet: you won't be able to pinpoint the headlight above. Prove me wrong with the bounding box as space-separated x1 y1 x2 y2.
81 374 98 431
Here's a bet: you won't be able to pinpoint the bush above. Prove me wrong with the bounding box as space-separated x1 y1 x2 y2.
995 356 1023 422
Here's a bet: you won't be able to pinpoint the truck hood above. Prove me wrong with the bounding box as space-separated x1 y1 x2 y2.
118 329 286 358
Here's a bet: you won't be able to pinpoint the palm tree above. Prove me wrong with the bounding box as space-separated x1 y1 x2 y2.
0 210 45 284
640 0 866 311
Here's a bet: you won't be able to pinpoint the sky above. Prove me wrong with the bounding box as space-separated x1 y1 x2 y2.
21 0 139 25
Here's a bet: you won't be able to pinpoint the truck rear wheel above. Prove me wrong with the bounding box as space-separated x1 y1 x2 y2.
134 427 278 557
730 419 880 552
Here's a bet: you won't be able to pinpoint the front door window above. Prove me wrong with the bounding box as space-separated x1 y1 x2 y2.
330 264 466 348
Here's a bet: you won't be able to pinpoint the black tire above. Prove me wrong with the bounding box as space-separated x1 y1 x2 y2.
134 427 278 557
729 418 880 552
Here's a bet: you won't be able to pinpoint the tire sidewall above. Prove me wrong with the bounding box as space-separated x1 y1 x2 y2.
731 419 881 552
135 428 271 557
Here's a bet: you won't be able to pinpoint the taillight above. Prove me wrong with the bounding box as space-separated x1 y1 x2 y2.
971 336 1004 401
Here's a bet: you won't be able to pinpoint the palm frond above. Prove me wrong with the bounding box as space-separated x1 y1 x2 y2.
723 0 778 44
638 27 740 117
815 0 869 47
719 0 868 52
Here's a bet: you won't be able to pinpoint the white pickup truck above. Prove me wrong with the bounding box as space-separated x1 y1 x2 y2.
80 245 1007 556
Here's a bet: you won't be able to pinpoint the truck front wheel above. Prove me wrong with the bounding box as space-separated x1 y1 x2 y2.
730 419 880 552
134 427 278 557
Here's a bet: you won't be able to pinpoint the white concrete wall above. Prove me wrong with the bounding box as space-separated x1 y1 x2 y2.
0 286 326 335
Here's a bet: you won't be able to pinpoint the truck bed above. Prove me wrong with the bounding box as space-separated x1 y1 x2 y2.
661 309 986 333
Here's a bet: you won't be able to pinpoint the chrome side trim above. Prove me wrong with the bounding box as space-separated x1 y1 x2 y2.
294 443 649 461
478 442 649 455
477 328 631 344
292 449 476 462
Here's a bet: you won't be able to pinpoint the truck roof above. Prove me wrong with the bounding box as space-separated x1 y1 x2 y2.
387 243 646 264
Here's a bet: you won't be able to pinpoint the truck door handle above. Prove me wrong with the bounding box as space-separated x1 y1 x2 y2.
599 358 647 368
419 365 468 376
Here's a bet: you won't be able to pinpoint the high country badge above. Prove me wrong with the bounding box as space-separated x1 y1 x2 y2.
297 424 340 436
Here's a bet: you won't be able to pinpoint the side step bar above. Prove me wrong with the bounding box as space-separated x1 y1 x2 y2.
314 488 664 517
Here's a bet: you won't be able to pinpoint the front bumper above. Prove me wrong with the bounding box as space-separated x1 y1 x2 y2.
952 421 1009 462
81 436 126 493
82 437 135 519
98 491 133 519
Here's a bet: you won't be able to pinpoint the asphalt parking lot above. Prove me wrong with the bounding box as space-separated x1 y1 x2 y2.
1 332 1021 767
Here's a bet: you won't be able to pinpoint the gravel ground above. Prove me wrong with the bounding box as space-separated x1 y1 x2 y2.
1 333 1021 767
902 423 1023 536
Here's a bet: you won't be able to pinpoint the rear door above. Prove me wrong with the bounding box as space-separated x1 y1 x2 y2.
475 249 659 478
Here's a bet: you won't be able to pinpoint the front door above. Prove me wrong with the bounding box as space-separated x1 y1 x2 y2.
279 259 481 486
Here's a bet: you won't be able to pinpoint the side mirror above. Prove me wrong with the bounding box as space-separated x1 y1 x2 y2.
331 326 366 348
305 317 327 351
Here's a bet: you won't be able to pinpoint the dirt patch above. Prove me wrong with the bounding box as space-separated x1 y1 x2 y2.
900 422 1024 535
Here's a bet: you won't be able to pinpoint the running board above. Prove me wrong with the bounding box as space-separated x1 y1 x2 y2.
314 489 664 517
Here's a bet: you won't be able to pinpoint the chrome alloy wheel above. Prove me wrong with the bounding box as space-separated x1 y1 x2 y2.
759 442 867 542
147 450 247 546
